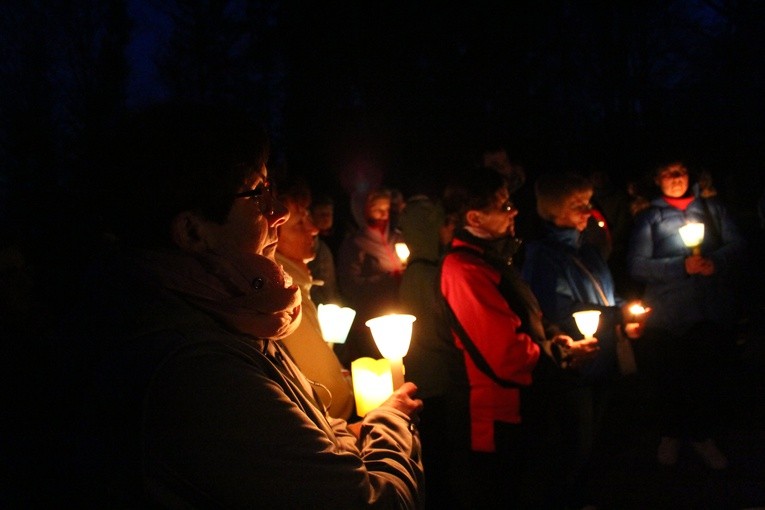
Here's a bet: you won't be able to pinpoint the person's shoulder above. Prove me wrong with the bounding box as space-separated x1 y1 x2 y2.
442 246 491 275
633 202 663 224
697 195 728 212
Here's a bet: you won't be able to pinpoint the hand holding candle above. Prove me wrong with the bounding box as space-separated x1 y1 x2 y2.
553 334 600 368
623 301 651 339
351 313 416 418
365 313 416 389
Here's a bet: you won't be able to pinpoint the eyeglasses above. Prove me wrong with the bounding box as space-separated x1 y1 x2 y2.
499 199 516 213
485 199 515 214
233 179 274 215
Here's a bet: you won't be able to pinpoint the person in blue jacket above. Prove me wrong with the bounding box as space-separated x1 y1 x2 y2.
627 159 746 470
521 171 642 509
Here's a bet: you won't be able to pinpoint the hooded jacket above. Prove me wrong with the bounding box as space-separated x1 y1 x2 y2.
398 196 465 400
337 223 405 326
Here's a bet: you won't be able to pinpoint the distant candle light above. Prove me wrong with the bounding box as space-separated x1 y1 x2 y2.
394 242 410 264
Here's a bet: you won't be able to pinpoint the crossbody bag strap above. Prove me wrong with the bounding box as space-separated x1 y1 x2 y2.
569 256 610 306
439 248 524 389
441 295 524 389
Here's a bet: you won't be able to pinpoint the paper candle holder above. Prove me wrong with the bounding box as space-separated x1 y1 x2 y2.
317 304 356 344
573 310 601 338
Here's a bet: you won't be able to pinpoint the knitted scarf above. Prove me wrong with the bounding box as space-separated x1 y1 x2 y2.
139 249 302 339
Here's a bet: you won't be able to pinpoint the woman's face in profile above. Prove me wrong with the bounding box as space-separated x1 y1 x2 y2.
198 166 289 260
554 190 593 232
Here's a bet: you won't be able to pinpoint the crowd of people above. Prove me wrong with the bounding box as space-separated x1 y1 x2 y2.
4 100 763 508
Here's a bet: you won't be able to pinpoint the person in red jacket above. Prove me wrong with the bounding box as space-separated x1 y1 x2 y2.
439 167 599 509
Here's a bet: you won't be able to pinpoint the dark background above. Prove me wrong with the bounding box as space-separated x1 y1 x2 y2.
2 1 765 216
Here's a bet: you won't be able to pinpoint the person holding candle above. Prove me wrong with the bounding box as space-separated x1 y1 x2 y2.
439 167 599 509
521 170 645 509
274 176 355 420
336 187 406 367
64 102 425 507
627 158 746 470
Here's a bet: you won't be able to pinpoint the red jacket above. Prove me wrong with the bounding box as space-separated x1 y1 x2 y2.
440 237 541 452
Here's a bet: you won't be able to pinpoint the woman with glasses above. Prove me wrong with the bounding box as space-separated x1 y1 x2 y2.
627 159 746 471
64 102 425 508
521 171 643 509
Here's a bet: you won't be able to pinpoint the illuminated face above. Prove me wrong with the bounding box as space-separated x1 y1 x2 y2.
554 190 593 232
199 165 289 260
473 187 518 239
366 197 391 223
656 163 689 198
311 203 334 232
277 200 320 264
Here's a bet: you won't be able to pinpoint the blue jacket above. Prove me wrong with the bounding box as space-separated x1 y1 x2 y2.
521 223 622 383
627 191 746 335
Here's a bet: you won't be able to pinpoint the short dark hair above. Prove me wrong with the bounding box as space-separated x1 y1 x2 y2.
443 167 508 227
95 101 269 248
534 171 592 222
653 158 688 178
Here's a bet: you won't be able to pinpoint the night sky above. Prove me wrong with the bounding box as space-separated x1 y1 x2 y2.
1 2 764 267
3 2 765 214
148 3 765 224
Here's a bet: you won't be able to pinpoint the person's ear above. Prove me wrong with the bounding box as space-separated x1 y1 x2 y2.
170 211 210 252
465 209 482 228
